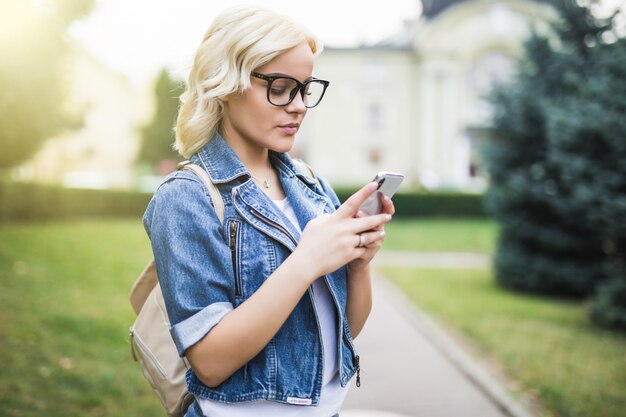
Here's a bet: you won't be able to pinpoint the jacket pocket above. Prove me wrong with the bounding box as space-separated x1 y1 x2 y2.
228 220 243 298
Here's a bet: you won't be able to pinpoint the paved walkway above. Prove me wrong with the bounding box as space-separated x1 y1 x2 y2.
373 250 492 269
340 252 535 417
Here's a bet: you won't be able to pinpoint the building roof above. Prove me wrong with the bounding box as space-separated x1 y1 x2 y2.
421 0 555 19
325 0 556 51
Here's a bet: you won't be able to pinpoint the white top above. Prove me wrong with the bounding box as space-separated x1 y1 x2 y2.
197 197 349 416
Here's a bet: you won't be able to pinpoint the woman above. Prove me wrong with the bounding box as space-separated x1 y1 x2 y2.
143 5 394 417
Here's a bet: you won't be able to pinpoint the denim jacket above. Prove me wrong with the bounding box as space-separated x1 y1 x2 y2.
143 134 359 407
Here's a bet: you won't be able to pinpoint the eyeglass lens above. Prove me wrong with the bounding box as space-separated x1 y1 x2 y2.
269 78 326 108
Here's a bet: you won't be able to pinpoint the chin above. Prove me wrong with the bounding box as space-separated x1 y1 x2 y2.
270 136 296 153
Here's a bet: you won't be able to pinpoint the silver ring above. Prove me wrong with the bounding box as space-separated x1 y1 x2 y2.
357 234 365 248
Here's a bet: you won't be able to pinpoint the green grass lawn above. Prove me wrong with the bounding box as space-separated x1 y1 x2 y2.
383 217 498 253
0 219 163 417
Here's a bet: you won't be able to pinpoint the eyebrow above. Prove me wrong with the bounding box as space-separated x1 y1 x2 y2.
264 72 315 82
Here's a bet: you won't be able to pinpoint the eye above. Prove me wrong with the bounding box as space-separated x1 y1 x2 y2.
270 87 288 96
270 78 296 95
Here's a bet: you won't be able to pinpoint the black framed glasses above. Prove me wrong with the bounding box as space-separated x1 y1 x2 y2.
251 72 329 108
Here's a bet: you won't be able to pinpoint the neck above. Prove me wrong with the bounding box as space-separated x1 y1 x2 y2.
220 127 280 193
227 140 274 187
220 127 271 173
242 150 272 180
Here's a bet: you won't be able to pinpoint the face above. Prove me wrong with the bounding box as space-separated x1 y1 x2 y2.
221 41 315 156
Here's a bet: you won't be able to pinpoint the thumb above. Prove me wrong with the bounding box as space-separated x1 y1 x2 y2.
335 181 379 218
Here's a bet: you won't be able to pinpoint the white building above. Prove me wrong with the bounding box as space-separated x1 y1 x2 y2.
301 0 555 190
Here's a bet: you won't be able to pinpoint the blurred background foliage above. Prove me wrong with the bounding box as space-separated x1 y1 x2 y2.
483 0 626 330
0 0 95 171
136 69 184 173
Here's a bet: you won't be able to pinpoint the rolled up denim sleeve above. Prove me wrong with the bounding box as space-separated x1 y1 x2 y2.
143 173 234 356
169 301 232 356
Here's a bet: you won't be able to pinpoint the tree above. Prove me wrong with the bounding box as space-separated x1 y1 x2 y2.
483 0 626 329
137 69 184 174
0 0 94 171
548 38 626 329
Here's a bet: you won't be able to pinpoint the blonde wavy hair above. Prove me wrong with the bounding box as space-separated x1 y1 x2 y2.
174 5 323 158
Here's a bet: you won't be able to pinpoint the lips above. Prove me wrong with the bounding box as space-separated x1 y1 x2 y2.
278 122 300 135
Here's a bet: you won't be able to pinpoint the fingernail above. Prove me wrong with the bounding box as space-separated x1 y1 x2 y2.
385 214 392 221
380 231 386 238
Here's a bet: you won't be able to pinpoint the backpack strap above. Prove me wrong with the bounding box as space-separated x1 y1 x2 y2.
129 162 224 315
292 159 320 188
177 160 224 225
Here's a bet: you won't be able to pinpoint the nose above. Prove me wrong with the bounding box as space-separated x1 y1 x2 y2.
286 87 307 113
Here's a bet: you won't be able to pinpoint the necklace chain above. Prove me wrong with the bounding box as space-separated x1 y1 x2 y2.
250 160 273 189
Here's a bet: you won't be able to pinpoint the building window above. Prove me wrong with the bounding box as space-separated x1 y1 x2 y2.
363 59 387 87
465 52 516 124
467 52 515 97
367 102 383 131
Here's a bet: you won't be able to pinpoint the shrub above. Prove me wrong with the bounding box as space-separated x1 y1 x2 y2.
0 181 150 223
590 279 626 331
0 181 488 223
334 188 487 218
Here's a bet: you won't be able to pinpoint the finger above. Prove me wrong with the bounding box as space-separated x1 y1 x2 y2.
354 210 368 219
380 195 395 216
335 182 379 218
349 212 391 234
354 210 385 232
356 230 386 248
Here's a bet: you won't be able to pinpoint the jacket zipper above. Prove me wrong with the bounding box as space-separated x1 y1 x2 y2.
249 207 298 247
343 332 361 387
324 277 359 388
229 220 242 297
308 285 326 387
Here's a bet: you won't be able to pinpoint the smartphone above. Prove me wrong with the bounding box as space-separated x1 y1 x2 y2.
359 171 405 215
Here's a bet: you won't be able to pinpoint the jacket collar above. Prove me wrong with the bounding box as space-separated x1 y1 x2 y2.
191 133 330 249
192 134 249 184
191 133 317 188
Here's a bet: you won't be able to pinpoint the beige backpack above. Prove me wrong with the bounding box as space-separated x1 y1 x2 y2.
129 162 224 417
129 159 316 417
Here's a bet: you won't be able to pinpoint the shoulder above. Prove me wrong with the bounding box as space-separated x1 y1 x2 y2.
157 170 213 198
143 170 221 235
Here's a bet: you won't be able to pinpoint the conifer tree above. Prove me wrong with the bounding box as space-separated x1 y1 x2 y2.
549 36 626 329
483 0 626 329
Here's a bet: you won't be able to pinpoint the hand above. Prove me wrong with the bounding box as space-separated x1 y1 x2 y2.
348 192 395 272
292 182 392 281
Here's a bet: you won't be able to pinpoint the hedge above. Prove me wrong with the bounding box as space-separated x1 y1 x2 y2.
0 181 487 223
0 181 151 223
334 187 487 218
